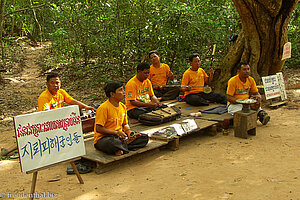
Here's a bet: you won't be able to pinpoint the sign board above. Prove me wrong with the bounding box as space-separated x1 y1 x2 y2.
262 75 281 100
276 72 288 100
282 42 291 60
14 105 86 172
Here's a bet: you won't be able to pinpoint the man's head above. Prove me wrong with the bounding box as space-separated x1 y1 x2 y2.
46 73 61 95
149 50 160 65
189 53 201 70
104 81 124 101
237 62 250 79
137 62 150 82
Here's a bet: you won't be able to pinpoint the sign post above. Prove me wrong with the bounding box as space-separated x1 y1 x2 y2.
14 105 86 199
262 74 288 108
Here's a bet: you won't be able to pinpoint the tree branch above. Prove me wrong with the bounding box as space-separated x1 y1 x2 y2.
4 3 47 18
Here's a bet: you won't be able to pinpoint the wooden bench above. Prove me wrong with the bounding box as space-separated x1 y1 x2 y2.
82 139 168 165
81 101 232 171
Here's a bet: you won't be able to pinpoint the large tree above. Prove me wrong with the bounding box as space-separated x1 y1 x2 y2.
214 0 299 91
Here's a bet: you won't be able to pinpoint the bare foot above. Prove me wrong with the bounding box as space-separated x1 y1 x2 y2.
115 150 123 156
157 97 162 102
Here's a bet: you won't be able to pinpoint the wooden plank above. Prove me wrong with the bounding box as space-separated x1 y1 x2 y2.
82 139 168 164
269 100 288 108
199 113 233 122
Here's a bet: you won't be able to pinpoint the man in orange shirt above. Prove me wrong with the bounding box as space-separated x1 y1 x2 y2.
125 62 165 119
227 62 270 125
38 72 95 174
94 81 148 156
181 53 227 106
38 73 95 112
148 50 180 101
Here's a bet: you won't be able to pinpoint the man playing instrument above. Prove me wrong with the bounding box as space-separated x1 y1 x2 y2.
94 81 149 156
181 53 227 106
148 50 180 101
125 62 165 119
227 62 270 125
38 72 95 174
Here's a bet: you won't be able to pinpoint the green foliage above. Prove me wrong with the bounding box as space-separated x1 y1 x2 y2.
1 0 298 85
286 3 300 69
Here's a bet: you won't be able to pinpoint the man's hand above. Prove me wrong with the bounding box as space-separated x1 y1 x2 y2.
153 84 163 90
181 86 191 91
209 67 215 76
167 70 174 80
84 105 96 112
115 131 127 139
251 94 261 104
147 102 159 108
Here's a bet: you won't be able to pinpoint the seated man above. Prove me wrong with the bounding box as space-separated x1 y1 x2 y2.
94 81 149 156
125 62 165 119
227 62 270 125
38 72 95 112
38 72 95 174
181 53 227 106
148 50 180 101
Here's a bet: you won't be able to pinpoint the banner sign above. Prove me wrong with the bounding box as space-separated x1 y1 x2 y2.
282 42 291 60
14 105 86 172
262 73 288 100
262 75 281 100
276 72 287 100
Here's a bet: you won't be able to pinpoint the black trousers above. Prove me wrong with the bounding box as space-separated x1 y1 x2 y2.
154 86 180 101
185 92 227 106
127 105 168 119
94 134 149 155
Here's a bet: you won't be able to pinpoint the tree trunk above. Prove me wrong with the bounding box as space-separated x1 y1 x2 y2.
213 0 299 92
0 0 6 62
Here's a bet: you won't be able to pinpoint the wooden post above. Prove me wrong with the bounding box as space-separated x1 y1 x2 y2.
29 171 38 200
168 137 179 151
70 161 84 184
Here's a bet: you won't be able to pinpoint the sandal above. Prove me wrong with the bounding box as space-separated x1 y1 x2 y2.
9 152 19 159
66 163 92 175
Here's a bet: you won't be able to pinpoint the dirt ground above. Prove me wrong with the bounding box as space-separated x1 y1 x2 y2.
0 45 299 200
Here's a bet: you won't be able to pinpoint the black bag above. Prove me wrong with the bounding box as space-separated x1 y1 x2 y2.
138 106 181 125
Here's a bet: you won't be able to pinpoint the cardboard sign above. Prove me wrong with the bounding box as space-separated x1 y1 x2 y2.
262 75 281 100
14 106 86 172
282 42 291 60
276 72 287 100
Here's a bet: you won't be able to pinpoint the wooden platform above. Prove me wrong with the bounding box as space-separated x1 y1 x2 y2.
82 100 232 166
82 139 168 164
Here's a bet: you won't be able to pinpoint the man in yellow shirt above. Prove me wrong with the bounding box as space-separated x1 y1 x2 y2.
38 73 95 174
125 62 165 119
148 50 180 101
94 81 149 155
38 73 95 112
181 53 227 106
227 62 270 125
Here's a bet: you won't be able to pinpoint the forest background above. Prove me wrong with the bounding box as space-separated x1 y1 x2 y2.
0 0 299 103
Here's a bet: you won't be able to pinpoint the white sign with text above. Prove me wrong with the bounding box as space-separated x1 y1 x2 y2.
262 75 281 100
14 105 85 172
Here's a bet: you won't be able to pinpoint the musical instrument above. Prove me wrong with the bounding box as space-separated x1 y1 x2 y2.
138 106 181 126
125 131 141 144
163 85 212 94
81 113 95 134
236 99 257 113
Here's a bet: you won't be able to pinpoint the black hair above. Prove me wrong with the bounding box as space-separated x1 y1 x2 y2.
148 50 159 58
137 62 150 72
236 62 249 70
104 81 123 98
189 53 200 62
46 73 59 82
